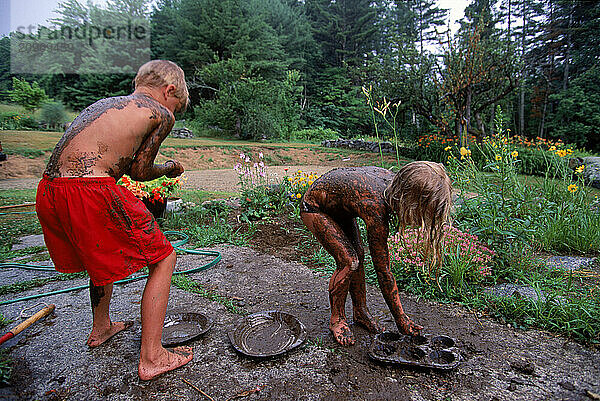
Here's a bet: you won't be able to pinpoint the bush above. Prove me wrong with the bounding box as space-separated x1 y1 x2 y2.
40 101 68 129
287 128 339 142
0 111 38 130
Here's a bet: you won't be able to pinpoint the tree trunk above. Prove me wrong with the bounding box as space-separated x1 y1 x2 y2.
563 0 573 91
465 86 472 145
475 112 486 140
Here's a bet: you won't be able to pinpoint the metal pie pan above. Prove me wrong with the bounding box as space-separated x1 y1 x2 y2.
161 312 213 347
228 310 307 358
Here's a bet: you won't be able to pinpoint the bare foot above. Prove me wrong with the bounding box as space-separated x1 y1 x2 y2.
330 320 355 346
138 346 193 381
397 315 423 336
353 308 383 333
87 321 134 347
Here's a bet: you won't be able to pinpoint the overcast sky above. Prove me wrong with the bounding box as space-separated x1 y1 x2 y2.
1 0 470 38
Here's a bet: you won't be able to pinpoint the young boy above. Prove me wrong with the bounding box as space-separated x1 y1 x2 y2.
301 162 452 346
36 60 192 380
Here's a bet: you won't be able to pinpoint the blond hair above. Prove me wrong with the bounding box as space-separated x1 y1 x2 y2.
134 60 189 111
385 161 452 274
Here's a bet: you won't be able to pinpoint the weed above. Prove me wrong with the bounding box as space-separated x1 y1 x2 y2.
171 275 245 314
0 272 87 296
0 349 12 386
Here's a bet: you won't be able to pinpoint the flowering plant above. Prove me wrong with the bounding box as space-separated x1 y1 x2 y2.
117 175 184 203
283 170 321 202
389 226 494 283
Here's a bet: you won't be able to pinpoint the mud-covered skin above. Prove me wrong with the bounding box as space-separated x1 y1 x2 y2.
301 166 422 346
45 94 179 181
89 281 106 309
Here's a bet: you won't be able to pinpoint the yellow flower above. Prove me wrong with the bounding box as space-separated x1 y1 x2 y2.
576 165 585 174
495 155 502 161
549 146 556 151
511 151 518 158
296 193 302 199
567 149 573 155
459 147 470 157
556 149 567 157
308 180 314 185
444 146 451 151
568 184 578 193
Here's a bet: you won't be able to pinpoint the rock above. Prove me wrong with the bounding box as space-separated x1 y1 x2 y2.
510 360 536 375
320 139 397 154
484 283 549 303
559 381 576 391
545 256 595 272
569 156 600 190
170 127 194 138
11 234 46 251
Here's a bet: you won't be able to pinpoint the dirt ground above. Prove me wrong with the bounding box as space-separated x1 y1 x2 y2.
1 146 600 400
0 145 397 181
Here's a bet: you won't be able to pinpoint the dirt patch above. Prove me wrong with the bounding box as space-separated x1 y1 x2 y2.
2 145 599 400
0 146 397 180
1 245 599 400
0 154 48 180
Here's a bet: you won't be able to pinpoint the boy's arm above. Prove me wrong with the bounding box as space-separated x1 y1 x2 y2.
128 108 183 181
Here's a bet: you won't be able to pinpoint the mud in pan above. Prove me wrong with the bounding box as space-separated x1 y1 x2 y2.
228 310 307 358
161 312 213 347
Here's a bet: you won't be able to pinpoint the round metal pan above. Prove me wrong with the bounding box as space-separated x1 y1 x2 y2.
228 310 307 358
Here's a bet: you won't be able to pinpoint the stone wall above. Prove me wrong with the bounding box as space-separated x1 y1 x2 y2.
321 139 396 153
170 127 194 138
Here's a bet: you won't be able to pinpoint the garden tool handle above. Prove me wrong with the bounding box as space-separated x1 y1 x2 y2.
0 304 55 345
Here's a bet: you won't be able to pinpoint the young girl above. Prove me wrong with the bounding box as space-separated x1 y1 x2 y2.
301 161 452 346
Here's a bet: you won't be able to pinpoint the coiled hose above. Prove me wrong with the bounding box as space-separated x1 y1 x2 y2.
0 230 221 306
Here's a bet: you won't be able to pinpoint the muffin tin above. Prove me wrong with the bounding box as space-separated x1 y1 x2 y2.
369 332 460 370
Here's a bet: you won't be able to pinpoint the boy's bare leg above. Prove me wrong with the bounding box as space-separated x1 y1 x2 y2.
87 281 133 347
302 212 356 346
138 250 193 381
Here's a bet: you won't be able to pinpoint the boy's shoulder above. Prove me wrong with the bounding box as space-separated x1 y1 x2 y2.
84 94 174 122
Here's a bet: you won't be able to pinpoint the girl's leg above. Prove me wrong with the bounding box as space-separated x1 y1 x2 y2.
344 220 382 333
302 211 358 346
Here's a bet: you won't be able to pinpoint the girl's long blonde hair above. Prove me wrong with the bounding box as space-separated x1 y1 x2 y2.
384 161 452 276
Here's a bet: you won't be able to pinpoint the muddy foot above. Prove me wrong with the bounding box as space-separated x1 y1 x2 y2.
330 320 355 346
138 346 193 381
87 321 134 347
353 309 383 333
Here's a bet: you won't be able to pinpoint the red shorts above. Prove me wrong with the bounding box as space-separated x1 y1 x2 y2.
36 175 174 286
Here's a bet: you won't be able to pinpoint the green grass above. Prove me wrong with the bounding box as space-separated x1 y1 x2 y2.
171 275 245 314
0 102 78 121
0 272 87 296
0 189 40 255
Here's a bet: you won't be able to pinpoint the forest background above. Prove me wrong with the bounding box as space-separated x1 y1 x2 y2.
1 0 599 152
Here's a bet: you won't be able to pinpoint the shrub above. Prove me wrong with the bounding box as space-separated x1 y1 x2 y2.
288 128 339 142
7 78 48 111
40 101 68 129
0 112 38 130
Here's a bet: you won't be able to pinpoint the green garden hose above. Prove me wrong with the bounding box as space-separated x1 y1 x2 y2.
0 231 221 306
